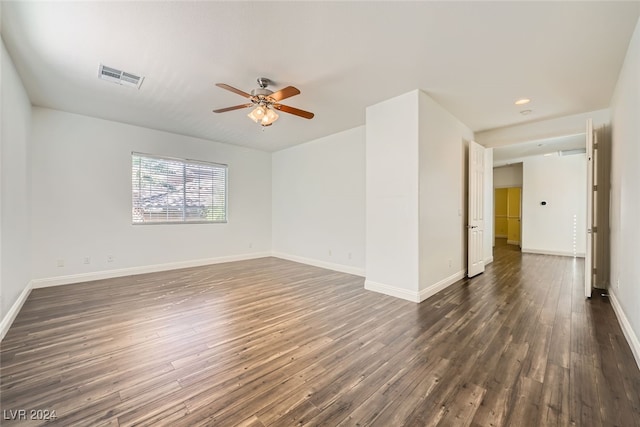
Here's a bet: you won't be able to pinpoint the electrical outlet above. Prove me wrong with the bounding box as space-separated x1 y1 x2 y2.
107 255 114 263
57 259 64 268
448 259 452 268
348 252 352 260
83 257 91 265
328 249 332 256
249 242 253 249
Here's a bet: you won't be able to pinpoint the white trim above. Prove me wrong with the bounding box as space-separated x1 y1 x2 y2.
418 270 465 302
495 234 508 239
1 281 33 341
364 280 420 302
521 248 585 258
271 252 365 277
484 256 494 265
493 185 523 189
609 291 640 370
31 252 271 288
507 240 520 246
364 270 465 304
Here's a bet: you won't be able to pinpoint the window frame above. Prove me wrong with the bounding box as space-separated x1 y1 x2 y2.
131 152 228 225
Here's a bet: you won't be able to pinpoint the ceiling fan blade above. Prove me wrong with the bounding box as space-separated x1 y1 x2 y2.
269 86 300 102
273 104 314 119
213 103 253 113
216 83 251 98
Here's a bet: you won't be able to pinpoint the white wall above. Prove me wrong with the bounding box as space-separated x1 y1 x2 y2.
521 154 586 257
493 163 523 188
30 108 272 283
609 17 640 365
365 91 420 299
1 39 32 329
365 90 475 302
272 127 365 275
418 91 474 294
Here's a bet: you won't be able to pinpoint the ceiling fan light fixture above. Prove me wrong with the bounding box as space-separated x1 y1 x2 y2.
248 105 279 126
215 78 312 126
262 108 279 126
248 105 266 123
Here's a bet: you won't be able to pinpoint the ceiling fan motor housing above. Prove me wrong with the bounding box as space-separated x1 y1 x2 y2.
252 77 275 104
256 77 271 88
250 88 274 99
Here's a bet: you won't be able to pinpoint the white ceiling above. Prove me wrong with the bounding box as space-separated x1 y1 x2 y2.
2 2 638 152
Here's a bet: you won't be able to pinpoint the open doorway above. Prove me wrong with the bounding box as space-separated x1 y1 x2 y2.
493 164 523 253
491 134 587 262
495 186 522 246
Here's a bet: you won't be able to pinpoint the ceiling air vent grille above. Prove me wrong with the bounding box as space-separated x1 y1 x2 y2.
99 64 144 89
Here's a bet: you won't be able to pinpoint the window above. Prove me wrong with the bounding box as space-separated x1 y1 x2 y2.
131 152 227 224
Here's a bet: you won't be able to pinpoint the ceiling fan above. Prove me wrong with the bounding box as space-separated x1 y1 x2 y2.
213 77 314 127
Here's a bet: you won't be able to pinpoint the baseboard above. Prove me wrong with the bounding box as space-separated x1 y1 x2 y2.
365 270 465 304
418 270 465 302
364 280 420 302
272 252 365 277
609 291 640 370
31 252 272 288
495 234 507 239
521 248 585 258
507 240 520 246
484 256 494 265
1 281 33 341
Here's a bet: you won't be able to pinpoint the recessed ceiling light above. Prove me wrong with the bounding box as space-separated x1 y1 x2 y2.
520 109 533 115
515 98 531 105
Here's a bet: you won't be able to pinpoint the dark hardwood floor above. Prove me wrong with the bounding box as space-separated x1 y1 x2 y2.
2 243 640 426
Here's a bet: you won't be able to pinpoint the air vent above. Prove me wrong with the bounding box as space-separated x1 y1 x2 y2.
99 64 144 89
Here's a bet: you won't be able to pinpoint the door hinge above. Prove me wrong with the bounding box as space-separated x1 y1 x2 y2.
593 267 597 275
592 226 598 233
593 184 598 191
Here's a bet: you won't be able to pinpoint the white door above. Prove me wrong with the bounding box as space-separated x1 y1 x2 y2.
585 119 594 298
468 141 485 278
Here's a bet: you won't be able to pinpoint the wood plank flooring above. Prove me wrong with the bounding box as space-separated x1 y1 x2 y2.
2 242 640 426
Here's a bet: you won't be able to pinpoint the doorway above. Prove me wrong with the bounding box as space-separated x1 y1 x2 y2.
491 135 589 264
493 163 523 253
495 187 521 247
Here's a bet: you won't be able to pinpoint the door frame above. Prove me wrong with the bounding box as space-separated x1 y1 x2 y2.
585 119 595 298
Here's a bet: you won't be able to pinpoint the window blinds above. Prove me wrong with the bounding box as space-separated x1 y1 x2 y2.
132 153 227 224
